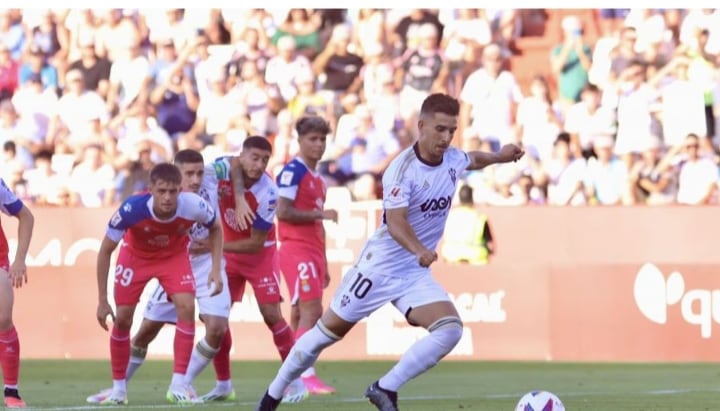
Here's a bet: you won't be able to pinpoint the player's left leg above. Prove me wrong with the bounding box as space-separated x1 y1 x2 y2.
0 267 25 409
368 276 463 411
166 292 198 403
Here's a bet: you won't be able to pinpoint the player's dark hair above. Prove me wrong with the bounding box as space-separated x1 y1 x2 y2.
458 185 474 206
420 93 460 117
150 163 182 185
243 135 273 153
173 149 204 165
554 132 571 146
295 115 330 137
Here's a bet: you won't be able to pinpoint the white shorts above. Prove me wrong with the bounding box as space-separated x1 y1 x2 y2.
143 254 231 322
329 267 451 323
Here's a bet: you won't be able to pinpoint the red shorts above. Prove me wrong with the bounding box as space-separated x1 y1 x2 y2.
225 246 282 304
113 247 195 306
278 242 326 304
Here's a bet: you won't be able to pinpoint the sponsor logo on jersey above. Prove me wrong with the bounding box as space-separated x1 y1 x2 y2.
420 195 452 213
280 171 294 186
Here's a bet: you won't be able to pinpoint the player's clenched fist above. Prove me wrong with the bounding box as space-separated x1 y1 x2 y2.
497 144 525 163
416 249 438 268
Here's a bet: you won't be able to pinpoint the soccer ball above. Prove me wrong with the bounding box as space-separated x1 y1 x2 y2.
515 390 565 411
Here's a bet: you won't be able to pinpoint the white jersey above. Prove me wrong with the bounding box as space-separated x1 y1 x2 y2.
188 164 224 298
356 145 471 277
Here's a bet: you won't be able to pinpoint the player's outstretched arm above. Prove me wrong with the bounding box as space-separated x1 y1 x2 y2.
96 235 119 331
229 157 256 230
10 205 34 288
385 207 437 268
466 144 525 170
207 218 224 296
275 196 337 223
224 228 268 254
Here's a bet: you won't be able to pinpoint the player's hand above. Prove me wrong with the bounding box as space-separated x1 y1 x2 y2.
497 144 525 163
9 259 27 288
208 272 223 296
96 301 115 331
189 239 210 255
416 249 438 268
322 209 338 223
234 196 256 231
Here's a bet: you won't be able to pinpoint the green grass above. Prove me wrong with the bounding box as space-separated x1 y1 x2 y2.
14 360 720 410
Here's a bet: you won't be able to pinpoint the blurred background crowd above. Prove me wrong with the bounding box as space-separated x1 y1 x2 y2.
1 8 720 207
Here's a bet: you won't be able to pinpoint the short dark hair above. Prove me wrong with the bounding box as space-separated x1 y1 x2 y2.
243 135 273 153
554 132 571 146
174 149 204 165
150 163 182 185
420 93 460 117
3 140 16 153
295 116 330 137
35 149 53 161
458 185 474 206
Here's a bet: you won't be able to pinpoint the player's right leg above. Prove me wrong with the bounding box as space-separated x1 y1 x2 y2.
87 283 173 404
255 311 350 411
0 266 25 409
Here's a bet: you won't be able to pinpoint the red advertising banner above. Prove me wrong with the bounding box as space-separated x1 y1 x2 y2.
3 204 719 361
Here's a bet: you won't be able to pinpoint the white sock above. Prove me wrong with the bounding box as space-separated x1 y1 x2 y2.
125 345 147 381
183 338 219 386
4 384 17 390
112 379 127 395
216 380 232 390
378 318 463 391
267 324 339 399
170 373 185 388
300 366 316 378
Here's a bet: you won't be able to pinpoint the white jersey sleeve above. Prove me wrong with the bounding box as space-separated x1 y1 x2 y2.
178 192 216 228
381 154 416 210
252 174 279 231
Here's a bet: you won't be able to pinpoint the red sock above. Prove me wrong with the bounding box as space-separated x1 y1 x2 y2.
269 320 295 361
295 326 310 340
173 321 195 374
110 327 130 380
0 326 20 386
213 329 232 381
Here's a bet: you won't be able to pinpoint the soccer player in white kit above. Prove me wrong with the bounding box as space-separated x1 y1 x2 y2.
255 93 524 411
88 149 234 404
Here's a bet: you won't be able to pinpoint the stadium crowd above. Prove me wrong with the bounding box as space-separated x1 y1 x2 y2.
1 8 720 207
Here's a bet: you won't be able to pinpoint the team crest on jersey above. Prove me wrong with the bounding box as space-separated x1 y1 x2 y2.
448 168 457 185
218 184 232 198
123 203 132 213
110 211 122 227
280 171 294 186
214 161 228 179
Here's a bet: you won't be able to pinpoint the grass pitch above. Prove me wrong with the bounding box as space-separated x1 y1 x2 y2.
14 360 720 410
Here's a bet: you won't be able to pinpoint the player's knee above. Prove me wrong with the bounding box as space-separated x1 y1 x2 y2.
258 304 283 326
205 322 228 347
428 316 464 352
0 315 12 331
298 300 323 323
173 299 195 320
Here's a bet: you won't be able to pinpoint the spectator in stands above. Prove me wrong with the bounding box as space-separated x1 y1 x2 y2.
0 100 34 168
67 34 111 98
0 43 18 100
441 9 491 96
312 24 364 102
396 23 446 126
598 9 630 38
24 149 71 206
0 9 25 60
391 9 444 57
68 143 116 207
584 135 631 205
287 70 332 121
673 133 718 205
268 109 298 177
352 9 386 57
2 141 28 191
10 73 57 152
271 9 322 60
46 69 108 153
179 68 236 150
563 83 616 159
538 132 588 206
550 15 592 108
460 43 523 151
106 34 151 115
114 140 155 202
516 75 562 163
95 9 139 62
608 27 643 85
232 59 279 137
629 135 676 205
19 45 58 93
27 10 66 74
109 100 172 165
265 35 312 103
149 64 198 140
226 26 272 84
441 184 494 265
